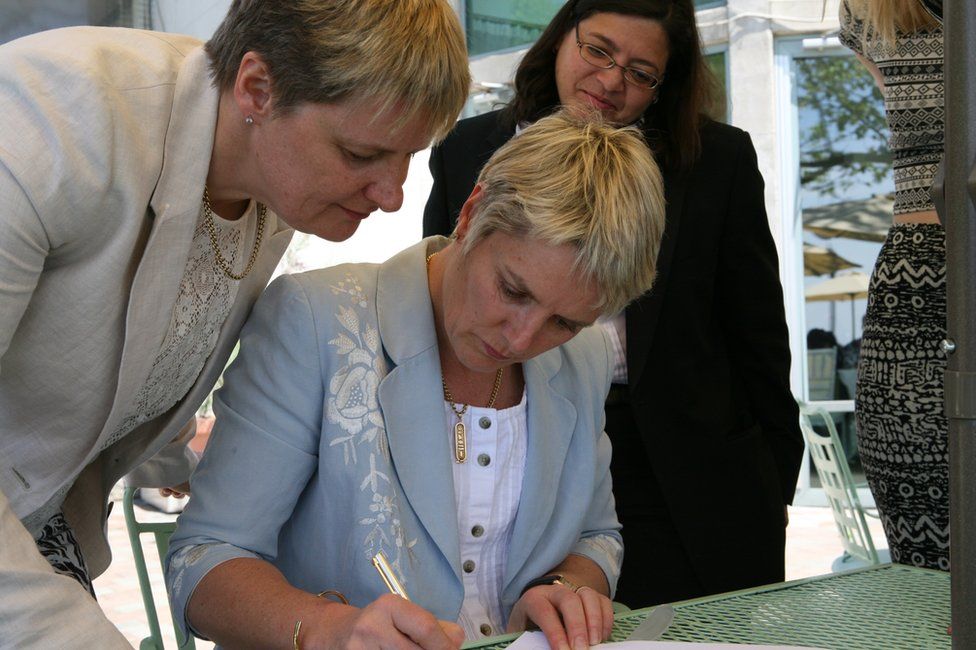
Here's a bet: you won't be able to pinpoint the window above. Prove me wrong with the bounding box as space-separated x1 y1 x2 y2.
704 49 728 123
466 0 564 57
0 0 150 45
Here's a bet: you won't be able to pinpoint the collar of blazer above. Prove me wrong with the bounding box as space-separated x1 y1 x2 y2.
375 238 578 585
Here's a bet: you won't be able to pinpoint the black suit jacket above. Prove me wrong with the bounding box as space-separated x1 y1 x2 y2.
423 109 803 596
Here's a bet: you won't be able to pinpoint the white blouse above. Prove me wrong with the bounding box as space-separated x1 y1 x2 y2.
447 391 528 640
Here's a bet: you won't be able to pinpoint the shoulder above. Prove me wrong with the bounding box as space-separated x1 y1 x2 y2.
0 27 205 227
697 120 754 160
0 27 201 86
267 263 382 314
438 109 510 155
448 109 507 141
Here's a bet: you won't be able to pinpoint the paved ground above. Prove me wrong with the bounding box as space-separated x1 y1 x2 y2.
94 493 887 649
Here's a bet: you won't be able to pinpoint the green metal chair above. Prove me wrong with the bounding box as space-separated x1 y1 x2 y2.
798 403 890 572
122 487 196 650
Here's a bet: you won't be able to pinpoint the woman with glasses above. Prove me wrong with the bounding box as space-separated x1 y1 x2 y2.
424 0 803 608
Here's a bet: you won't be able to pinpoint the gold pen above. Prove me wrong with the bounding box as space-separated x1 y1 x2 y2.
372 550 410 601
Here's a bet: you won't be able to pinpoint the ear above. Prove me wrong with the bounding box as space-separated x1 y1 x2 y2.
454 184 484 243
233 51 274 123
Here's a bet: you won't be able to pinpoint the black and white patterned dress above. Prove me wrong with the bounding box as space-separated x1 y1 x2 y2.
839 0 947 570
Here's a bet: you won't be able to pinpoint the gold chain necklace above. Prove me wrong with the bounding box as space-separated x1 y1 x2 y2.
203 187 267 281
428 252 505 463
442 368 504 463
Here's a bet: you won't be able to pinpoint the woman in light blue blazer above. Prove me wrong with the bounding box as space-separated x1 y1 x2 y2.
166 111 666 650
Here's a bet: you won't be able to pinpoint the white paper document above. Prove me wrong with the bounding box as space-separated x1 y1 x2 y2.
505 631 826 650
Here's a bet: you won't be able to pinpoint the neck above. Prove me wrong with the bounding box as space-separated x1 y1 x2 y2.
205 92 253 220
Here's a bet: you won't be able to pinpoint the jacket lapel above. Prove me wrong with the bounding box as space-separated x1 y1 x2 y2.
503 348 577 592
376 238 463 578
98 47 218 446
626 165 688 390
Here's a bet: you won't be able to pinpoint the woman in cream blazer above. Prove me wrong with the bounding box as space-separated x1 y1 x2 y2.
0 2 469 645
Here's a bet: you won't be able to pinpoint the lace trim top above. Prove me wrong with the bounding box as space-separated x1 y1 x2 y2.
21 200 258 535
839 0 943 215
103 201 258 449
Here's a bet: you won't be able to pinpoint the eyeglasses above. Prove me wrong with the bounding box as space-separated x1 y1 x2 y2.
575 25 663 90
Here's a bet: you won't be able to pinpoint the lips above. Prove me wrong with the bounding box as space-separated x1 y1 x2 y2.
483 341 510 362
342 206 373 220
581 90 616 112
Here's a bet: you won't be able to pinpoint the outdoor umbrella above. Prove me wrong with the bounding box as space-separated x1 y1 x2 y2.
803 242 859 276
805 271 871 338
803 194 893 242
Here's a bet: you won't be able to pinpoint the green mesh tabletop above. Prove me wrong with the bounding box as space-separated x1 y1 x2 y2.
464 564 950 649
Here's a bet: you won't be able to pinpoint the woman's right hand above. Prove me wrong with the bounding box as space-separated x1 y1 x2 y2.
307 594 465 650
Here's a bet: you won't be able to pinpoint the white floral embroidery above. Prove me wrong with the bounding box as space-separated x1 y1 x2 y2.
326 273 417 581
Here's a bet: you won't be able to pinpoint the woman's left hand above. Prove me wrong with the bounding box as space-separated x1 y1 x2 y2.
507 582 614 650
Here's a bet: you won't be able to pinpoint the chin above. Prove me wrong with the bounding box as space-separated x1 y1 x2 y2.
307 220 360 242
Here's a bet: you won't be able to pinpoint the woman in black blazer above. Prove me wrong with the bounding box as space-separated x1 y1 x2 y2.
424 0 804 608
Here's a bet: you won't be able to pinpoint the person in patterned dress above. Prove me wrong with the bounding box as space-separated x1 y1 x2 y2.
839 0 947 570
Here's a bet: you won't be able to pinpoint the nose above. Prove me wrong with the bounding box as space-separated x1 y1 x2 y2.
364 155 410 212
596 65 626 92
504 310 548 356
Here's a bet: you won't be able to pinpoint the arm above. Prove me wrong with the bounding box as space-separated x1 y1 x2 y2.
507 330 620 647
422 143 455 237
0 162 47 372
716 133 803 505
0 489 132 648
165 276 461 649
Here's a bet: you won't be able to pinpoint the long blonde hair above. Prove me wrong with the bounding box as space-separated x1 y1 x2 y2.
847 0 938 45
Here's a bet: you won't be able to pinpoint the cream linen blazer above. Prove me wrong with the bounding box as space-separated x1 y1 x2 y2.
0 27 292 646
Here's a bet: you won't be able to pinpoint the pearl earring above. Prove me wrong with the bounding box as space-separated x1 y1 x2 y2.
245 115 254 125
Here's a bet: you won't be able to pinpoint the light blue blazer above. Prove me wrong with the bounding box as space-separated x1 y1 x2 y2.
167 238 622 636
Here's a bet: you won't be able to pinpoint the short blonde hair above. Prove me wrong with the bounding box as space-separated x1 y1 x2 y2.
205 0 469 140
460 110 665 315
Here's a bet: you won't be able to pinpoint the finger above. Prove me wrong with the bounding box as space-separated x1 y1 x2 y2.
600 593 614 640
438 620 465 647
525 589 572 650
549 589 589 650
384 596 461 650
576 587 613 643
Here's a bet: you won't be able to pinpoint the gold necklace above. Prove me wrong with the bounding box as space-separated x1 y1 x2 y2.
428 251 505 463
442 368 504 463
203 187 267 281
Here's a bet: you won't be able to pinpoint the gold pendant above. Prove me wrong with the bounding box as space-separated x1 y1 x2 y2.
453 421 467 463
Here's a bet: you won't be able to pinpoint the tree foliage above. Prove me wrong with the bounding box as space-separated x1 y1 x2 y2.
796 56 890 197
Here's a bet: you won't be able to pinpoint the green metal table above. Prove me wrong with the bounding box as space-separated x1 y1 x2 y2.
464 564 950 649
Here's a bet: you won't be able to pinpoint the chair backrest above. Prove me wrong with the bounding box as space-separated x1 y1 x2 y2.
807 348 838 401
122 487 196 650
798 404 880 566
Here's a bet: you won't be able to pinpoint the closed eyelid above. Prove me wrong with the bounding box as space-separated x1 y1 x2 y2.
583 32 661 72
